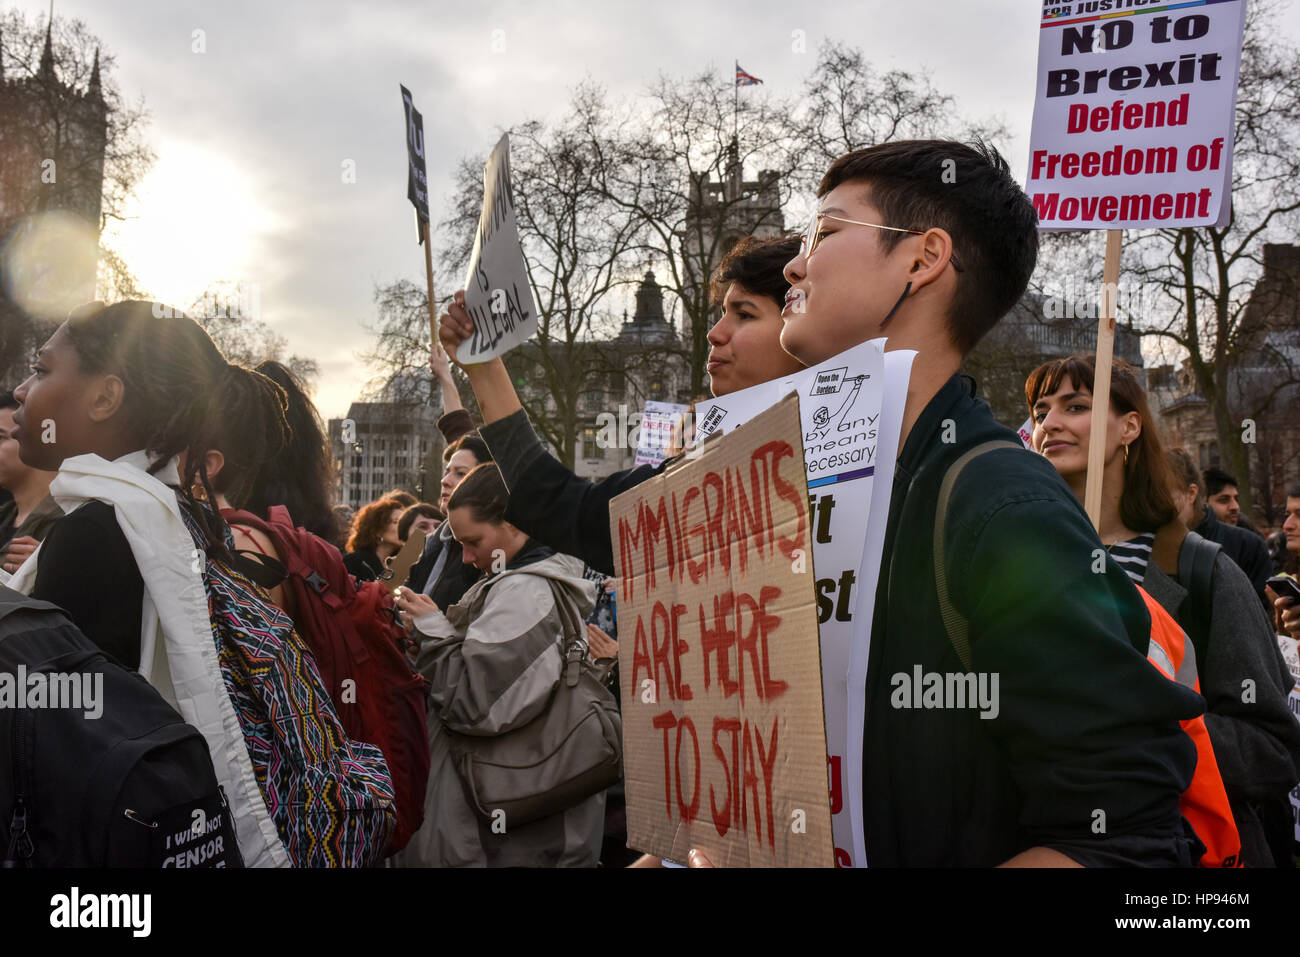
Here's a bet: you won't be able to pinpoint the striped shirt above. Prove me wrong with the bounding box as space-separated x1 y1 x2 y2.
1108 532 1155 584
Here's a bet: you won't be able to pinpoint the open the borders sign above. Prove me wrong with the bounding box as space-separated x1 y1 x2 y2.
1027 0 1246 230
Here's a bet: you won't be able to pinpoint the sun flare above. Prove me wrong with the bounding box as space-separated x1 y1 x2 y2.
105 141 275 310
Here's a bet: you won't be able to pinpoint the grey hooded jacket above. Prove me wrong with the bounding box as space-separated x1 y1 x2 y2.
395 544 604 867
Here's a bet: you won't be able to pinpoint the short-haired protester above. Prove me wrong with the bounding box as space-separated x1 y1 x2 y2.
776 138 1215 868
1028 354 1300 866
1166 446 1274 614
392 463 604 866
398 503 442 542
435 234 803 577
6 301 395 867
344 496 406 582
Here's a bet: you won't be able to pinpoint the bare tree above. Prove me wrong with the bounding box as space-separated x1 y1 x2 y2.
601 68 802 397
1113 0 1300 518
0 10 153 386
793 39 1010 184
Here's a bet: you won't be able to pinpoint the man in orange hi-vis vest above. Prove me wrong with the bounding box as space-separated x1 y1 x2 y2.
1137 586 1242 867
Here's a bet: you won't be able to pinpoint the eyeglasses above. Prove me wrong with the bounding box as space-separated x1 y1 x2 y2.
799 211 964 272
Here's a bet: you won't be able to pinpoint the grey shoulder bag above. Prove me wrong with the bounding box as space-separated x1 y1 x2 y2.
447 577 623 828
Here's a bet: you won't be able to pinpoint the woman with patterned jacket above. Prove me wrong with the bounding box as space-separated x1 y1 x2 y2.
6 301 395 867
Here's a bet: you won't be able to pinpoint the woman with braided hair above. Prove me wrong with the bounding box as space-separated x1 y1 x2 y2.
7 301 397 867
8 300 288 666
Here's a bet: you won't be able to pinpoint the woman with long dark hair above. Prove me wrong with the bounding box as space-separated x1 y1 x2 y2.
1026 354 1300 866
242 360 341 544
7 301 395 867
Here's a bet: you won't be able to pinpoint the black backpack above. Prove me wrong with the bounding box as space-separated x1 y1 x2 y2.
0 587 242 868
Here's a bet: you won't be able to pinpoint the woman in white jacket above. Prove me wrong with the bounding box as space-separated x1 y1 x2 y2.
7 300 395 867
394 462 605 867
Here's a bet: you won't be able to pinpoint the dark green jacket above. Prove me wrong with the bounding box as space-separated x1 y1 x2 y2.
482 376 1204 866
865 374 1202 866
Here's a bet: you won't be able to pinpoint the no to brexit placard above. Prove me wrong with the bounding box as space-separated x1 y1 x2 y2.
1027 0 1247 230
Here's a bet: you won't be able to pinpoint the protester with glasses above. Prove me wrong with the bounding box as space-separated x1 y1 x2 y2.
711 139 1201 869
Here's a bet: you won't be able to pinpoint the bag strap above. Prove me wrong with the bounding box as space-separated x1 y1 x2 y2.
540 577 588 688
1177 530 1220 663
231 549 289 590
931 440 1023 672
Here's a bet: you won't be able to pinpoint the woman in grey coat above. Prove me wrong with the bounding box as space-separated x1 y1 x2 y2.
392 463 604 867
1028 355 1300 866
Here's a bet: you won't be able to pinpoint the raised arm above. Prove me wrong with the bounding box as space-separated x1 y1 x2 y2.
437 289 661 574
437 289 521 426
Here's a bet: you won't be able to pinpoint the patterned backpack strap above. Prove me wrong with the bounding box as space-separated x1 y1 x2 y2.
186 504 397 867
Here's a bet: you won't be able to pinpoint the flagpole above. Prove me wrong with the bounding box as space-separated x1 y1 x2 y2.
733 59 739 147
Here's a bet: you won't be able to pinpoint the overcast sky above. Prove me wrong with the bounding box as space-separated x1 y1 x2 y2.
20 0 1300 418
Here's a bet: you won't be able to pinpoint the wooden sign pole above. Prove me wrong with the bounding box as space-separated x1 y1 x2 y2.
1084 228 1122 532
421 218 437 345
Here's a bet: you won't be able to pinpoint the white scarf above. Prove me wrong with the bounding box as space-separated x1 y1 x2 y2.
6 451 290 868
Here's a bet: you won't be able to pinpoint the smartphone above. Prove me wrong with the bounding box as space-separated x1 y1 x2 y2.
1266 576 1300 604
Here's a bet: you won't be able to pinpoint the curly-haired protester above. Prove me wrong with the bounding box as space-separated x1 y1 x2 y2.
5 301 396 867
392 463 604 866
344 496 406 581
1028 354 1300 866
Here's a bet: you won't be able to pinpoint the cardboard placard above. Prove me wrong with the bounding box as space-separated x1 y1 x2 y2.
1027 0 1246 229
459 134 540 362
610 394 834 867
694 339 891 866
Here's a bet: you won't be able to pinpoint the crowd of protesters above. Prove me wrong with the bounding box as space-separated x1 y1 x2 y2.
2 139 1300 868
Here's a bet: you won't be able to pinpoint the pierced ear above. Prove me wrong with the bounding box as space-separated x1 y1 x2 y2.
1120 410 1143 446
87 374 126 423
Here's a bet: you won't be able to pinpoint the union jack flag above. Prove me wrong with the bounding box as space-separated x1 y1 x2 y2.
735 63 763 87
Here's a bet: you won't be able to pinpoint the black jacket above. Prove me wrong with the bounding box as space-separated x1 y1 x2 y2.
1141 525 1300 866
1195 506 1274 615
343 548 385 582
482 380 1203 866
863 374 1202 866
479 412 665 577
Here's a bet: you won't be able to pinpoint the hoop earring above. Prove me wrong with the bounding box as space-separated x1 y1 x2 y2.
1122 443 1129 466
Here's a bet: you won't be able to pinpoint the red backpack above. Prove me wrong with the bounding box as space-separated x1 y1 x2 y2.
222 505 430 855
